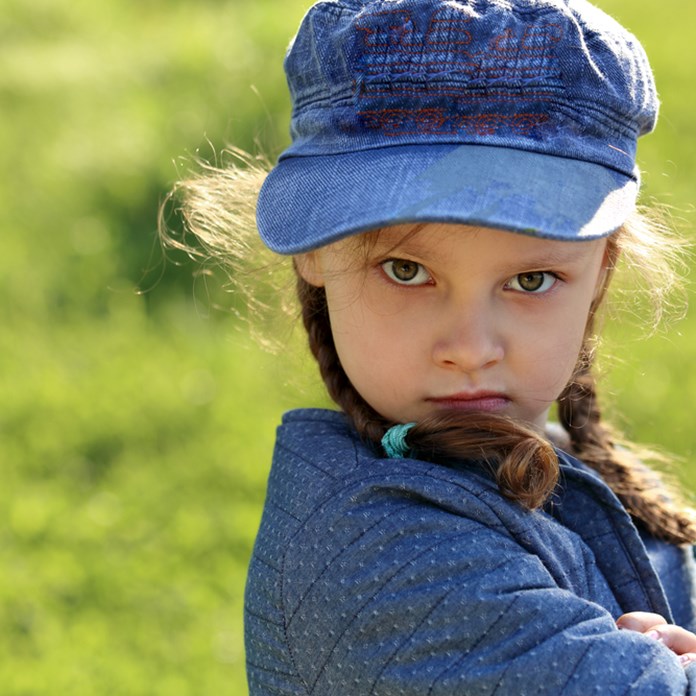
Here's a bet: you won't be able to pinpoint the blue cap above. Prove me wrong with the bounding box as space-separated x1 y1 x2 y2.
257 0 658 254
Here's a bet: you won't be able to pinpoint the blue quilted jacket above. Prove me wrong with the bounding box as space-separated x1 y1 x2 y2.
245 409 696 694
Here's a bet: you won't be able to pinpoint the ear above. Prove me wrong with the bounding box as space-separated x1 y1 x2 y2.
294 252 325 287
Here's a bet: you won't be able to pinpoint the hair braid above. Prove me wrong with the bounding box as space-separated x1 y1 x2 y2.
558 357 696 544
297 275 388 443
407 413 559 509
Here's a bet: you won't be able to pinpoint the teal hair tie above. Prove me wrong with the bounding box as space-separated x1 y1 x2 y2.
381 422 416 459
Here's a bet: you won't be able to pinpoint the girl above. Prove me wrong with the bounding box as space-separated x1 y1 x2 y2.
166 0 696 692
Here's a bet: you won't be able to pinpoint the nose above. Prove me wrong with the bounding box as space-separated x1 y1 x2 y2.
431 303 504 373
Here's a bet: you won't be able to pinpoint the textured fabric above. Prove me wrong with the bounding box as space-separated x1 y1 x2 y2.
256 0 658 253
245 409 696 694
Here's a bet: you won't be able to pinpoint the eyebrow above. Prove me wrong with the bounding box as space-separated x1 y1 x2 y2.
372 231 449 263
509 243 599 268
376 234 600 269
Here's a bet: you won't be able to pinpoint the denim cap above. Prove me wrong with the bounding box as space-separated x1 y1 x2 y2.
256 0 658 254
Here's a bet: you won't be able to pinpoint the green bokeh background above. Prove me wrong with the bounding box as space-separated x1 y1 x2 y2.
2 1 695 693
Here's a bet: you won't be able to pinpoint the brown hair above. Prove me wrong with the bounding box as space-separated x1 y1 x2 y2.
161 153 696 544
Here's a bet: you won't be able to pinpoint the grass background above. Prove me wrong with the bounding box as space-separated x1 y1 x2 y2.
2 1 695 693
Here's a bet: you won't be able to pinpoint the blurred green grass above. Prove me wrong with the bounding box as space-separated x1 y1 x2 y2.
1 1 695 693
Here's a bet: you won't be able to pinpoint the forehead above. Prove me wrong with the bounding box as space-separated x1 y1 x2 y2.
355 222 607 266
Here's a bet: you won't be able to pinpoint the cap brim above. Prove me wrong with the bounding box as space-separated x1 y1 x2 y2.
257 143 637 254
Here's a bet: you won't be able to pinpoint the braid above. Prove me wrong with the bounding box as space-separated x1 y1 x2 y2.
558 354 696 545
297 274 388 443
407 412 559 509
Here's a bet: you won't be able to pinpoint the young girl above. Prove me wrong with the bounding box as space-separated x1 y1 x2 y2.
166 0 696 692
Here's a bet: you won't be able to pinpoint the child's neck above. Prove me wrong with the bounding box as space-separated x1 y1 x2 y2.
545 421 571 451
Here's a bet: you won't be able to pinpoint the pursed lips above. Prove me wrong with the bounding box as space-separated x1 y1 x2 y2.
426 391 511 412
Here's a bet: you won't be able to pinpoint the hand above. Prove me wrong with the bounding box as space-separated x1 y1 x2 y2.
617 612 696 667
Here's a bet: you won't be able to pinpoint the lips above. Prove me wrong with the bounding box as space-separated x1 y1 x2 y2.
427 391 510 412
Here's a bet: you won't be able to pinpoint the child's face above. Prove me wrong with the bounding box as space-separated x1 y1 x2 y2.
298 223 609 431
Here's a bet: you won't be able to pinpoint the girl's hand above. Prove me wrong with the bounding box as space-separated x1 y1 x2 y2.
617 612 696 667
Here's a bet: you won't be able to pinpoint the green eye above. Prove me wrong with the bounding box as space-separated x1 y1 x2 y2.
518 272 545 292
508 272 556 293
381 259 431 285
391 260 419 281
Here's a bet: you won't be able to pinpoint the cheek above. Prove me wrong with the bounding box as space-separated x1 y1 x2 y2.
555 314 595 382
544 334 586 385
326 277 420 358
329 301 411 374
511 298 593 394
326 292 424 412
